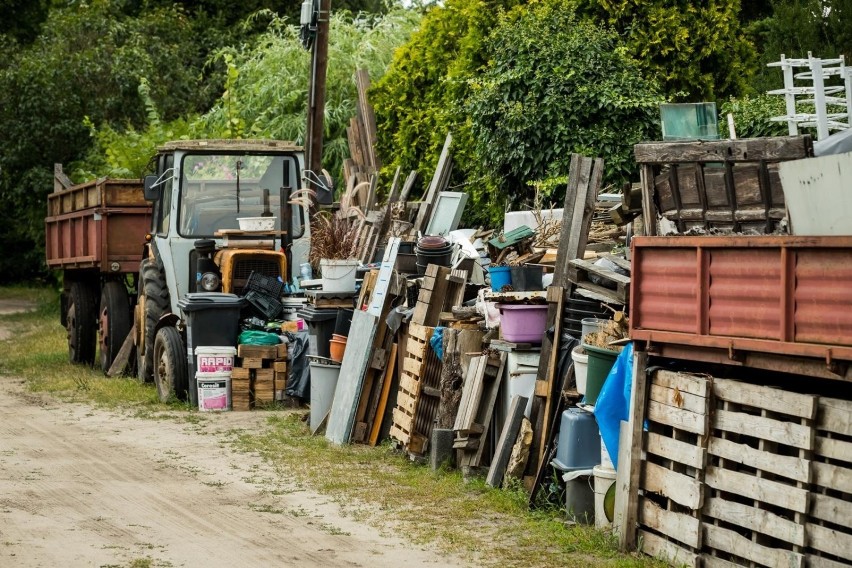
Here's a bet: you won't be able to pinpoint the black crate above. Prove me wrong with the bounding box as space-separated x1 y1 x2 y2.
245 290 283 320
246 271 285 298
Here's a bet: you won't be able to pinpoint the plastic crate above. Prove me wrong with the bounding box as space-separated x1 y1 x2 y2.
246 271 285 298
245 290 283 320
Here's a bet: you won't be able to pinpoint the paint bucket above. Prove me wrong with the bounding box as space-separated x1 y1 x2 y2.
497 304 549 343
319 259 358 293
195 346 236 373
309 360 341 432
197 372 231 411
571 345 588 394
593 465 617 528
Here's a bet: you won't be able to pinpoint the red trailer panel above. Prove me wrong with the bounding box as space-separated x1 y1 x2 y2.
630 235 852 364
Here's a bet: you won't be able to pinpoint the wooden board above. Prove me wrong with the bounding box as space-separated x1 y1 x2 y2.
639 530 699 568
414 133 453 234
369 343 397 446
486 395 528 488
366 237 401 317
326 310 379 444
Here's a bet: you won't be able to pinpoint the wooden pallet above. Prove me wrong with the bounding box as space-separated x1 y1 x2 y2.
453 352 506 468
411 264 467 327
389 323 433 453
637 370 712 568
566 258 629 305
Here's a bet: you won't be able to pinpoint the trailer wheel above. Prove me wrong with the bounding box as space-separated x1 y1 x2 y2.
67 281 97 365
98 281 131 374
153 326 188 403
137 259 169 383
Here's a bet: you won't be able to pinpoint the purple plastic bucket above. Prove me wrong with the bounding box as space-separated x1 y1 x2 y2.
497 304 549 343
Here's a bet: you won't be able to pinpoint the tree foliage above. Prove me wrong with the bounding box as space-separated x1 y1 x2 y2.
575 0 755 101
466 0 663 209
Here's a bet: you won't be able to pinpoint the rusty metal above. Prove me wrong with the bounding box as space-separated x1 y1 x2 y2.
631 235 852 366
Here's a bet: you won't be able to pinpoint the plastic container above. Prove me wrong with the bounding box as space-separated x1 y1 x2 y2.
571 345 589 394
297 306 338 358
320 259 358 293
593 465 617 528
334 309 353 337
197 372 231 411
583 345 619 405
237 216 275 231
600 435 614 469
564 474 595 524
178 293 245 407
660 102 719 141
581 318 609 342
497 304 549 344
195 346 237 373
489 266 512 291
309 360 342 432
510 266 544 291
552 406 601 470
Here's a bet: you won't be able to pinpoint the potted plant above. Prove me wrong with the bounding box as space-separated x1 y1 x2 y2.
309 209 363 293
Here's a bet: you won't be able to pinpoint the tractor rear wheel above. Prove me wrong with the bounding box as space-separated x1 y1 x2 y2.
137 259 169 383
153 326 188 403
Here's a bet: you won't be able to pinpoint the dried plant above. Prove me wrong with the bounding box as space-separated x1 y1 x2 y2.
309 208 364 268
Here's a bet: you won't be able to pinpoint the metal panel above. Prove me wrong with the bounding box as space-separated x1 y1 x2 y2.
794 249 852 345
633 247 697 334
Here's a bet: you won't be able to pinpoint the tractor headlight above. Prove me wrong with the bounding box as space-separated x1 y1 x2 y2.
200 272 221 291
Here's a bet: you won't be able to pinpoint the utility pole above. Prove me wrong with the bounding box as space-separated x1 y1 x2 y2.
304 0 331 205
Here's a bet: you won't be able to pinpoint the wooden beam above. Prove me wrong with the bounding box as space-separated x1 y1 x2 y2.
486 395 528 488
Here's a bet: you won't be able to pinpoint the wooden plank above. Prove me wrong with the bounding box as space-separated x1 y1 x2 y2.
369 343 398 446
634 136 812 164
366 237 401 317
409 320 434 342
714 379 817 419
649 383 708 415
392 407 414 432
818 397 852 436
414 133 453 234
813 461 852 493
703 523 804 568
403 357 423 378
708 436 810 483
641 461 703 510
640 164 657 236
701 554 743 568
106 324 135 377
568 257 631 285
704 496 805 547
616 351 649 551
806 554 852 568
326 311 379 445
532 286 564 469
453 356 485 432
638 530 699 568
714 408 813 450
639 499 701 549
469 353 507 467
355 69 380 171
552 155 601 287
807 522 852 560
486 395 528 488
645 431 706 470
811 492 852 527
237 344 279 359
704 465 809 513
647 399 708 436
815 435 852 461
653 369 710 398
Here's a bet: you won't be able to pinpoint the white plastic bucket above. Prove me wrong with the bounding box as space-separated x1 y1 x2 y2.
195 346 236 373
572 345 589 394
197 372 231 411
309 361 341 432
593 465 617 528
319 259 358 293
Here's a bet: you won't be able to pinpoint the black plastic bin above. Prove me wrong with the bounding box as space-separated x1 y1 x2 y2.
296 306 338 358
177 293 245 407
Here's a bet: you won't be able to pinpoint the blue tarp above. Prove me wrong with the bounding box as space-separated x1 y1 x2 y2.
593 343 633 470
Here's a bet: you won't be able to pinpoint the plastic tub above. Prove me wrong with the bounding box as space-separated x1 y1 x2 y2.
237 217 275 231
583 345 619 404
195 346 237 373
571 345 588 394
497 304 548 344
552 406 601 470
489 266 512 292
320 259 358 293
197 372 231 411
309 360 341 432
581 317 609 342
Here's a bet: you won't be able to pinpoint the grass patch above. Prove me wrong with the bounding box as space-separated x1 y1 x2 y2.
1 287 663 568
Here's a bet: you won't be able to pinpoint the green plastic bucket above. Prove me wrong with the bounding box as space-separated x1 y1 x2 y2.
583 345 619 404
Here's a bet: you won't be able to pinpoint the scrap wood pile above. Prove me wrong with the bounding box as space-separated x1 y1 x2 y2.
318 133 638 504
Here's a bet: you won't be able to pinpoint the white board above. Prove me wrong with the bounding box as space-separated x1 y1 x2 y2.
779 152 852 235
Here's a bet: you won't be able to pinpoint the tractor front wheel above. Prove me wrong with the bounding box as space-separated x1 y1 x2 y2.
153 326 187 403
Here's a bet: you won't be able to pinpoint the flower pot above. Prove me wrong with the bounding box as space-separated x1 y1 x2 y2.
320 259 358 293
329 336 347 363
583 344 619 404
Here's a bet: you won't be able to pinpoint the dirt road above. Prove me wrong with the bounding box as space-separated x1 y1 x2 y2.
0 302 460 568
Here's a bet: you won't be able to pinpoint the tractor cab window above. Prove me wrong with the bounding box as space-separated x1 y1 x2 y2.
178 153 299 237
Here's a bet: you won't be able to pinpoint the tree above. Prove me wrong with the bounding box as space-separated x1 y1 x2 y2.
575 0 756 101
465 0 663 209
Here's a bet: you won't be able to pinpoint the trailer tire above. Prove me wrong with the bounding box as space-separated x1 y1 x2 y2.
153 326 187 403
67 281 97 365
98 281 131 374
137 259 170 383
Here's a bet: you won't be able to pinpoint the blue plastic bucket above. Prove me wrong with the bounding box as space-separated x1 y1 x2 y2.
489 266 512 292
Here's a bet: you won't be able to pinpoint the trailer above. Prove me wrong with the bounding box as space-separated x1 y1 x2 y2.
45 175 151 371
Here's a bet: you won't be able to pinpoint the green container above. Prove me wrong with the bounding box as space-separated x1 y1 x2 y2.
660 102 719 141
583 345 619 404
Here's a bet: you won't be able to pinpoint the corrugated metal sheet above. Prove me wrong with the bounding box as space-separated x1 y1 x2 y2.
631 236 852 362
